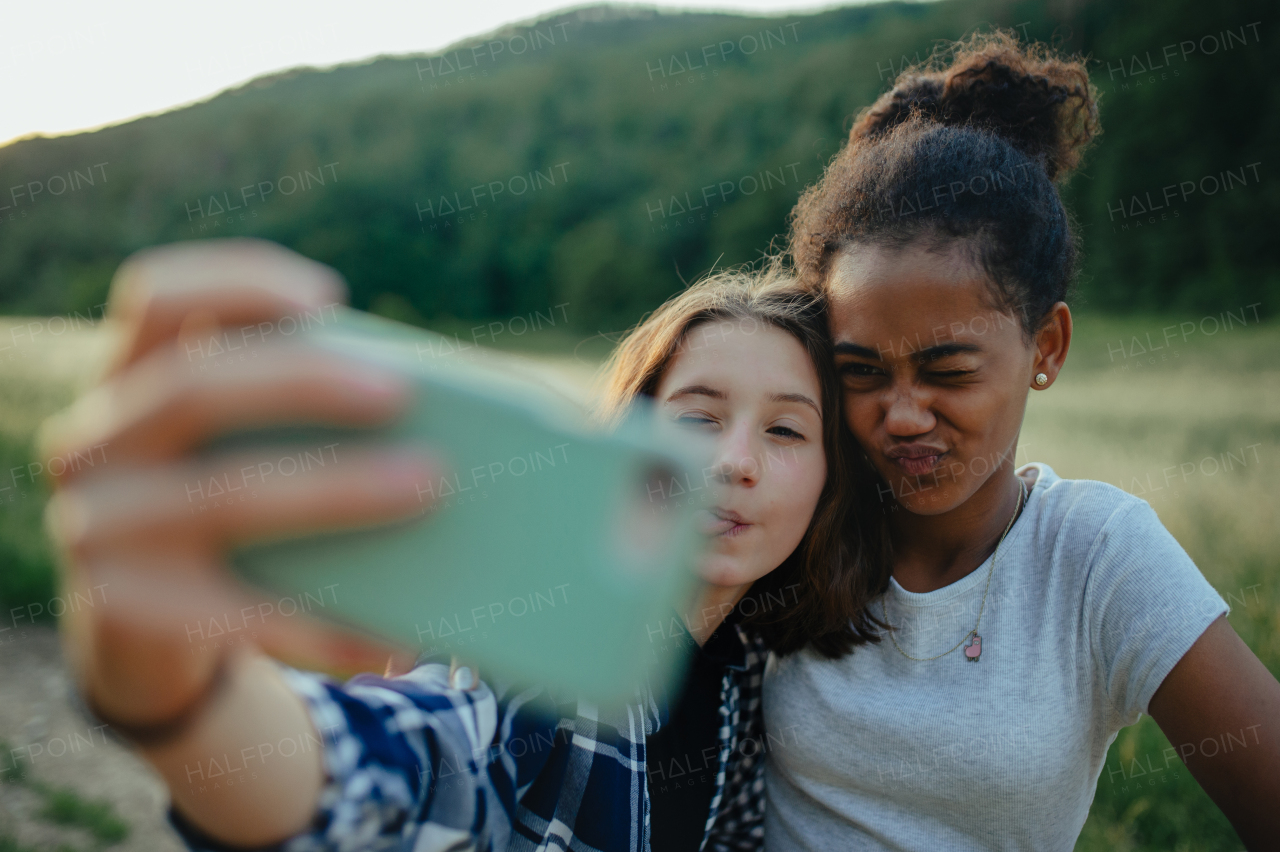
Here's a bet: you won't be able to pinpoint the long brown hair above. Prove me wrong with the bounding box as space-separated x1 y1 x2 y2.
597 259 889 658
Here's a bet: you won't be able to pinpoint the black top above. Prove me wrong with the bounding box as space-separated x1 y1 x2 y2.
646 610 745 852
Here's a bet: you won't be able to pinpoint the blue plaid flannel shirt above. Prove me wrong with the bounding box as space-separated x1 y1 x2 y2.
171 625 769 852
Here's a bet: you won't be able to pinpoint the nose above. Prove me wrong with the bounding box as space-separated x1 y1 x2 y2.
882 381 936 438
710 419 760 487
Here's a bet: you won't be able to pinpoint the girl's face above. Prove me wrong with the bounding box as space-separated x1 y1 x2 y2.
654 320 827 588
827 241 1042 516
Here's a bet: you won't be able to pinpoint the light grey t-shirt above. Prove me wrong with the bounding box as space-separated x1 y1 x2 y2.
762 463 1228 851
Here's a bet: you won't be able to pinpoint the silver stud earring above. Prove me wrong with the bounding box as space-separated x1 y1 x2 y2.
1034 372 1049 387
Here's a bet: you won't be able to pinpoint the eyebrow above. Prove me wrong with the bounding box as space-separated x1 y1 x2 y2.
769 392 821 415
665 385 820 415
665 385 725 401
834 341 983 362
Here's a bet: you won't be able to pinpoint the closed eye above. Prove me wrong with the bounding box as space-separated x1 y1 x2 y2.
839 362 884 377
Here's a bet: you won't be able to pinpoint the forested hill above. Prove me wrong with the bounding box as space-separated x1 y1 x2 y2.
0 0 1274 330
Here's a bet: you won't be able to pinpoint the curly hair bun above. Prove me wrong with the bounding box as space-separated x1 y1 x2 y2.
852 31 1100 182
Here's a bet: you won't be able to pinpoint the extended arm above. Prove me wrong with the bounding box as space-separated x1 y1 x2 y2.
44 239 439 845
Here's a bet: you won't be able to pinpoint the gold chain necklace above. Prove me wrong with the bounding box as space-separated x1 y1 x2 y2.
881 478 1027 663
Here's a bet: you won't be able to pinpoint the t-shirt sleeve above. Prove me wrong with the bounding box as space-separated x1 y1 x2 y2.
1083 498 1229 725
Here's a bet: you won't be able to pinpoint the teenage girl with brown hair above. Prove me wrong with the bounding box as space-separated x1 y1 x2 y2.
40 250 886 851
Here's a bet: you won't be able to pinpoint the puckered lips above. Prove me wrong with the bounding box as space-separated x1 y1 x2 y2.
699 507 752 537
885 442 949 477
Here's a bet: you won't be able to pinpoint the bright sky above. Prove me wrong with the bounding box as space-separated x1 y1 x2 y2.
2 0 849 146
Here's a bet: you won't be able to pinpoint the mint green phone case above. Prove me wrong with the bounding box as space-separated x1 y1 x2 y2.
219 308 706 704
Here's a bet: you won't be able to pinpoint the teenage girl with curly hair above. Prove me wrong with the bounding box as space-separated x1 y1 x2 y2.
765 30 1280 851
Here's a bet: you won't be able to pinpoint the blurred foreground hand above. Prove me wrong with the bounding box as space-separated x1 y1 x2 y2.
39 238 436 740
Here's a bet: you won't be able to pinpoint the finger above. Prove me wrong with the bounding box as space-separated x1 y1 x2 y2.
97 558 406 679
68 554 401 712
46 446 440 560
255 609 408 680
106 239 347 376
39 342 412 477
383 650 420 678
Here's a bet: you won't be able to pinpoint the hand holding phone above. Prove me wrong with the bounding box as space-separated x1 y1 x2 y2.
216 308 708 703
40 240 428 733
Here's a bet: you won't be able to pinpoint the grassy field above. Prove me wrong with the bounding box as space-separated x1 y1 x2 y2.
0 311 1276 850
1025 315 1279 851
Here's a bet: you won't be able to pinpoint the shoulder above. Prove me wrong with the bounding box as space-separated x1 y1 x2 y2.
1020 462 1158 562
1020 463 1216 625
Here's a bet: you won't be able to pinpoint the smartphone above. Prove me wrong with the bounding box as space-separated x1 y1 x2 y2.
213 308 708 704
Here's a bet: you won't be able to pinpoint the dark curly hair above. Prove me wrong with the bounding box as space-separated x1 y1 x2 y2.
789 30 1101 334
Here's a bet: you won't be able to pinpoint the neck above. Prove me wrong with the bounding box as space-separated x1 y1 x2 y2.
684 581 753 646
890 465 1027 594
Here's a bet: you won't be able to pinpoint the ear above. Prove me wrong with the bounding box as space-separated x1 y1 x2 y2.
1030 302 1072 389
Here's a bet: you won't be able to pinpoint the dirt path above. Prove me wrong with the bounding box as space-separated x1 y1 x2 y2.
0 624 185 851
